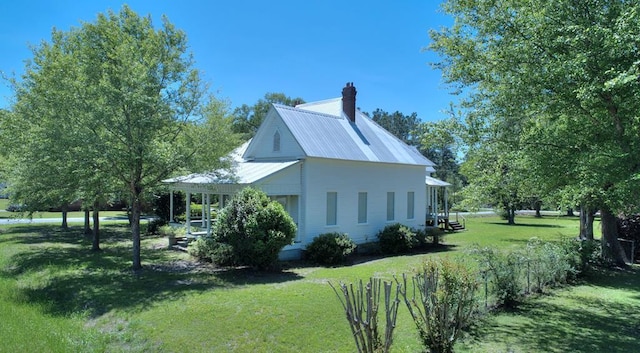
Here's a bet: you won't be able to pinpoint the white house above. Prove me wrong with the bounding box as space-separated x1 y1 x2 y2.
164 83 450 259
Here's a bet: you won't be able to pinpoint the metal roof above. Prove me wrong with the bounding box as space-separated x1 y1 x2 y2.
164 160 299 185
425 175 451 187
273 101 435 167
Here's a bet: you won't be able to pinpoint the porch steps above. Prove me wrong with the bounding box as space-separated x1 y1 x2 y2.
448 221 465 231
438 218 466 232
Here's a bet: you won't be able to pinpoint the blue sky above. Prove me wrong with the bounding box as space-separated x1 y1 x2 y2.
0 0 456 121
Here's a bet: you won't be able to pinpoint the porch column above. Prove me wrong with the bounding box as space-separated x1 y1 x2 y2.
186 192 191 235
444 188 449 218
169 190 174 223
434 188 439 226
206 193 212 236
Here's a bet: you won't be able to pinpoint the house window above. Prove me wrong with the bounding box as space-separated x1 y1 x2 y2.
273 130 281 152
358 192 367 224
407 191 415 220
386 192 395 221
326 192 337 226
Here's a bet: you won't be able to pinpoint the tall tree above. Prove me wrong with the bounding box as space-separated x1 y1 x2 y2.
3 37 83 229
232 93 304 138
9 6 237 270
430 0 640 264
369 109 421 146
418 114 465 183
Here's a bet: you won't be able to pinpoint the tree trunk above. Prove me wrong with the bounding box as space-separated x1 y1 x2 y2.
566 208 574 217
507 207 516 225
579 205 595 240
84 209 92 235
92 201 100 252
61 207 68 230
132 192 142 271
534 200 542 218
600 207 627 266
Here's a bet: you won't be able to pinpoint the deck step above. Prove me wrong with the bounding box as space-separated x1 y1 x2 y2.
448 221 465 231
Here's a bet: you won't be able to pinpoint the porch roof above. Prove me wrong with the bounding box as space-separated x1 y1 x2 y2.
425 175 451 187
163 160 300 186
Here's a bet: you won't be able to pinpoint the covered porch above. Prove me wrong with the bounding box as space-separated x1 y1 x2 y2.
162 160 302 240
425 176 461 231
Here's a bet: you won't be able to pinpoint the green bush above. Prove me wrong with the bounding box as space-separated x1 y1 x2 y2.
146 218 168 235
188 237 235 266
377 223 417 254
188 237 216 261
559 237 600 277
158 225 185 237
415 227 445 247
526 237 574 291
305 232 356 266
214 187 297 270
471 247 523 308
210 242 235 266
190 204 203 218
398 258 478 353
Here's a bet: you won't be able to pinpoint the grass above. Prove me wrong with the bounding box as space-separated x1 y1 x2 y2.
0 215 637 352
0 208 129 221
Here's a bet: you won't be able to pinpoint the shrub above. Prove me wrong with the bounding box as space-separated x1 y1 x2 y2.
188 237 216 261
558 237 600 278
158 225 186 246
471 247 523 308
6 203 25 212
146 218 168 235
415 227 445 247
214 187 296 270
210 242 235 266
305 232 356 266
398 258 478 353
189 204 203 218
525 237 575 291
188 237 235 266
377 223 417 254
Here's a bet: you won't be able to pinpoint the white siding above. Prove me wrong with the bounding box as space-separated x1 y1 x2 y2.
301 158 426 246
244 109 304 160
254 162 302 195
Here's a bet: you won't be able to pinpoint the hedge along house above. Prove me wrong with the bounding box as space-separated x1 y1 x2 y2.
164 83 450 259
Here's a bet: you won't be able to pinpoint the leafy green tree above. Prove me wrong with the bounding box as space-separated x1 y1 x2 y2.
418 114 467 199
8 6 237 269
232 93 304 138
3 37 85 229
369 109 421 146
460 141 531 224
430 0 640 264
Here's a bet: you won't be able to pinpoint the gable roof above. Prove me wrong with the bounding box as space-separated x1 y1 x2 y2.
248 98 435 167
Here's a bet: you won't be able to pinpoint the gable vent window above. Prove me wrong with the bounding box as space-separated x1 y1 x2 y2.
273 131 281 152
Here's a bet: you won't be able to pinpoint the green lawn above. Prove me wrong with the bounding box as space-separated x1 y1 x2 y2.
0 209 129 220
0 215 637 352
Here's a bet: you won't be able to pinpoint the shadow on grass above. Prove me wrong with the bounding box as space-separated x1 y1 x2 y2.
1 224 303 318
487 222 564 228
464 267 640 352
585 266 640 294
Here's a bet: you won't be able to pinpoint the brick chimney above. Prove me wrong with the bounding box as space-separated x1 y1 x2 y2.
342 82 357 123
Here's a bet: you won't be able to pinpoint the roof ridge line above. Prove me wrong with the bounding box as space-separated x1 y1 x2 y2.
273 104 343 120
